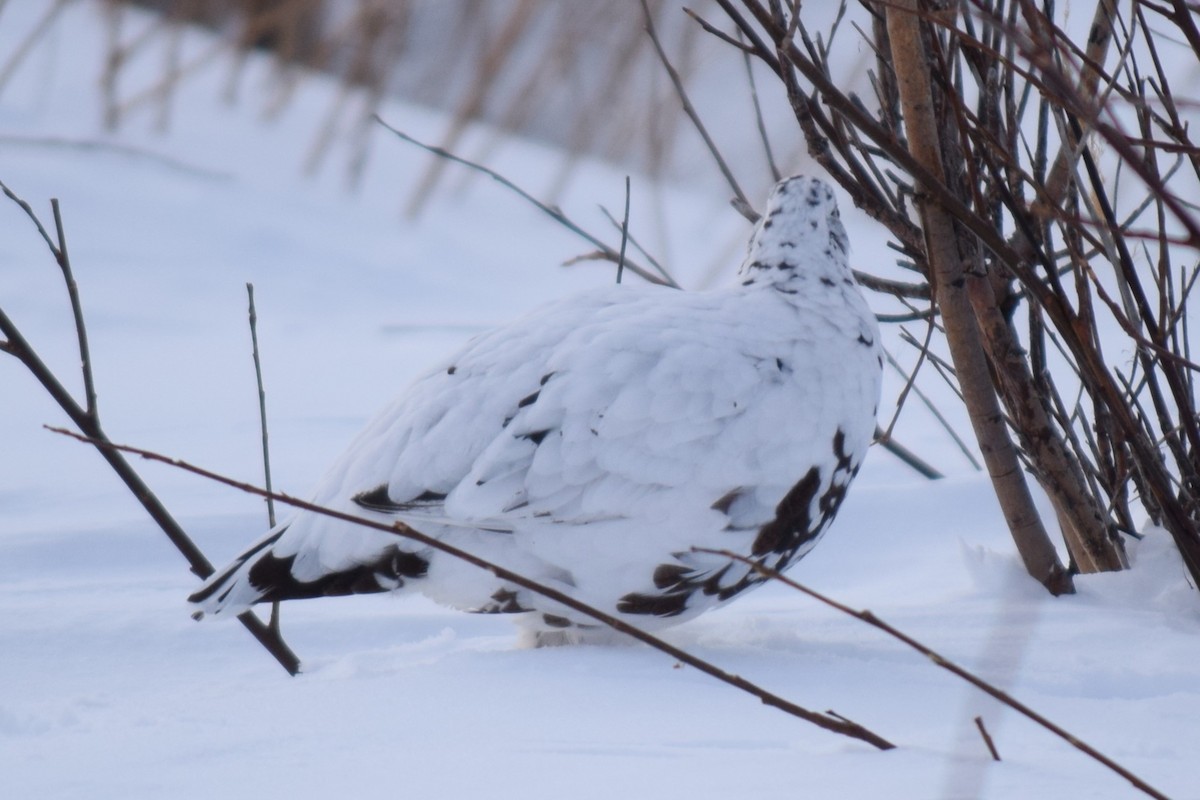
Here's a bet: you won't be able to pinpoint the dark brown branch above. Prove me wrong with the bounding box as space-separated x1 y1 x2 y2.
0 184 299 675
884 0 1073 594
0 312 300 674
974 716 1001 761
698 550 1171 800
48 427 897 752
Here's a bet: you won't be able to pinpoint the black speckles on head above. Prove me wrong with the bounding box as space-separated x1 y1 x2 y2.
740 176 851 285
517 390 540 409
446 365 457 375
806 183 824 207
829 227 848 255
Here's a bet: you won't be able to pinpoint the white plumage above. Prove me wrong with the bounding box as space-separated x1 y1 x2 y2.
190 176 882 644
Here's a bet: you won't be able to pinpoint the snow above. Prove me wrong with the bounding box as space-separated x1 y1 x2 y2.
2 3 1198 798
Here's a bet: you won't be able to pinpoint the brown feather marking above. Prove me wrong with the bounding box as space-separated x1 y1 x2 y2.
751 467 821 556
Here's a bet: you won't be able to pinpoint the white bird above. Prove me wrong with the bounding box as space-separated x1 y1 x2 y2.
190 176 882 645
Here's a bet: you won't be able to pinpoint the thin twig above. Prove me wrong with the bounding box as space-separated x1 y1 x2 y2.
883 308 937 442
740 29 782 181
47 426 897 752
617 176 631 284
640 0 755 220
246 283 276 528
0 308 300 674
0 178 61 255
597 205 674 283
975 716 1002 761
882 347 983 471
874 425 943 479
0 185 299 675
50 199 98 421
697 548 1170 800
683 7 761 57
245 283 281 633
0 135 233 181
374 117 678 289
0 0 69 96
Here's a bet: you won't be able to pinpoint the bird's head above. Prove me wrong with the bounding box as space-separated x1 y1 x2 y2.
738 176 850 284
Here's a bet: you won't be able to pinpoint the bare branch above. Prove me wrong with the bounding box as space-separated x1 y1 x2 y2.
974 716 1001 762
740 29 782 181
885 0 1074 593
697 549 1171 800
597 205 674 284
617 176 631 284
374 117 679 289
641 0 755 220
48 426 897 752
246 283 276 528
50 199 97 421
0 185 300 675
873 426 943 480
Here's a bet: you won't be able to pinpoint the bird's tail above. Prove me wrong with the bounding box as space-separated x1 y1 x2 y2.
188 527 289 619
188 523 431 619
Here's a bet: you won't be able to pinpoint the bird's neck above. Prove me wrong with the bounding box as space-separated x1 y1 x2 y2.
736 243 850 291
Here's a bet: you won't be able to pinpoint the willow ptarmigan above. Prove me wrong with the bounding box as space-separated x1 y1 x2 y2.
189 176 882 645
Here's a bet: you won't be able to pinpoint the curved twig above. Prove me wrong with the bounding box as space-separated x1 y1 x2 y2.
696 549 1171 800
49 426 896 752
0 183 300 675
374 117 679 289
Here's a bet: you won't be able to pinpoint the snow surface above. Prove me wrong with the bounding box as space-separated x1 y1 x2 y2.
2 3 1199 799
